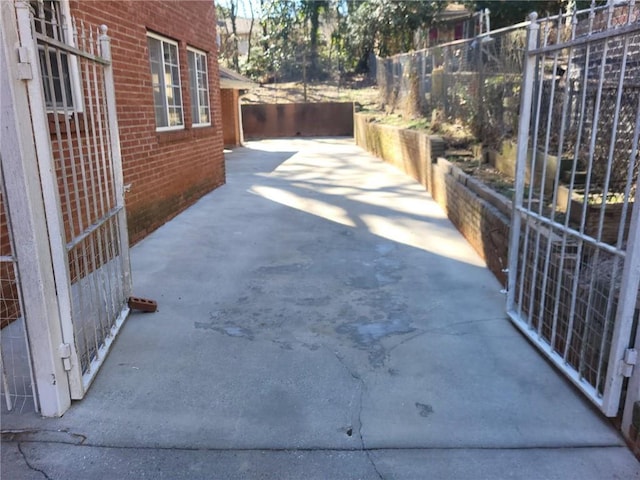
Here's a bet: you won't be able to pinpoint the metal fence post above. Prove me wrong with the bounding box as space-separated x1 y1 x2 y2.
1 0 71 417
613 103 640 420
506 12 539 312
419 50 426 113
100 25 132 300
619 195 640 428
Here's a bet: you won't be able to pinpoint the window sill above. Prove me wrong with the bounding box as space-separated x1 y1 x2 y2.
156 125 214 145
47 112 87 135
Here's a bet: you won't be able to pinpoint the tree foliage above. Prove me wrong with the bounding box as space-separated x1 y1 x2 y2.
222 0 604 82
463 1 607 29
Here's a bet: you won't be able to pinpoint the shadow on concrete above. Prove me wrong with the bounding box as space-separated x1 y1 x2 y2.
1 138 638 479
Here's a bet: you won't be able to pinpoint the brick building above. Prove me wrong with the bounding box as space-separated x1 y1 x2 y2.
219 66 254 147
68 0 225 243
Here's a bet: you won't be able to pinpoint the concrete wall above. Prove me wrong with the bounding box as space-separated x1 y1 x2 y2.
242 102 354 139
354 113 510 286
71 0 225 243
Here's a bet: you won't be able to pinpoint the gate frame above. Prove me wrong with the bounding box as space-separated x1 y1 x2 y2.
14 0 132 401
507 5 640 428
0 0 133 415
1 0 71 417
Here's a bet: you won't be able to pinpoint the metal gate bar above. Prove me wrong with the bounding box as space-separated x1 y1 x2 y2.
0 181 38 413
1 0 72 416
508 1 640 418
26 3 131 396
11 0 131 406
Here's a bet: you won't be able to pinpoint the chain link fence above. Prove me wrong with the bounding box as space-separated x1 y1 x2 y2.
376 1 640 164
534 3 640 204
377 20 529 150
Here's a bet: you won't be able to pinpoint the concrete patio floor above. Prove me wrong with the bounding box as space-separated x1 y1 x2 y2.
2 138 639 479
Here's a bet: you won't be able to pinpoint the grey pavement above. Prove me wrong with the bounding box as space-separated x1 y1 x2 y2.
2 138 638 479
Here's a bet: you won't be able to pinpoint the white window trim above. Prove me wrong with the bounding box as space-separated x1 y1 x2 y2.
187 46 211 128
147 31 184 132
37 0 83 113
61 0 83 113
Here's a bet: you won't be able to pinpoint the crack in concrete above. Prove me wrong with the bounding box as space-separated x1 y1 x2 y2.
386 317 511 354
7 440 628 452
329 349 384 480
17 443 51 480
387 330 428 354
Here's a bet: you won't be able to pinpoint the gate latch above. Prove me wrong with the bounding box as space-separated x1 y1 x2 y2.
16 47 33 80
58 343 72 371
620 348 637 378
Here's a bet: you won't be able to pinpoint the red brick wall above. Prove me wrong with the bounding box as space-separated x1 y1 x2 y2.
69 0 225 243
221 88 241 146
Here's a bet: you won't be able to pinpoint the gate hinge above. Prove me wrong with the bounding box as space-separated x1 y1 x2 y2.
58 343 72 371
619 348 637 378
16 46 33 80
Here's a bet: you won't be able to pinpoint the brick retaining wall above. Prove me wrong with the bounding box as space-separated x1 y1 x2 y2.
355 112 640 449
355 113 510 285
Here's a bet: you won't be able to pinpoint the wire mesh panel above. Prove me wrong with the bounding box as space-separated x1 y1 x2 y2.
0 172 37 414
23 0 131 397
508 1 640 416
376 19 530 150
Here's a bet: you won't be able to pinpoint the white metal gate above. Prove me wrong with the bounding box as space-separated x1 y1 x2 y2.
507 1 640 421
1 0 131 415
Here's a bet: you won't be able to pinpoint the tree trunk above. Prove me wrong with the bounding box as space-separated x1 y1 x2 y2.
230 1 239 71
309 4 320 80
246 0 255 64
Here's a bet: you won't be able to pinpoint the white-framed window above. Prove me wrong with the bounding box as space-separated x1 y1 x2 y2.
32 0 83 112
38 47 74 109
147 32 184 131
187 47 210 127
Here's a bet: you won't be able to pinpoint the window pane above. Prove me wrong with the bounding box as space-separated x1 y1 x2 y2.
201 90 209 108
188 50 209 125
172 86 182 105
155 106 168 127
148 37 168 127
39 46 73 109
148 35 183 129
168 106 183 127
188 52 198 122
148 37 161 64
164 43 178 65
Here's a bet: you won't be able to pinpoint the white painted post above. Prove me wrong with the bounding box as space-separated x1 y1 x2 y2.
238 91 245 145
506 12 539 312
0 0 71 416
614 183 640 423
99 25 132 299
14 0 84 399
